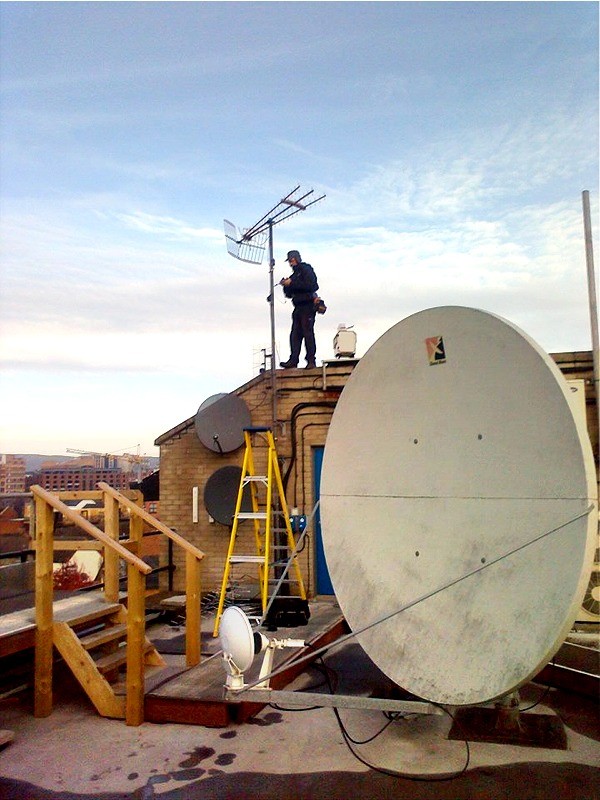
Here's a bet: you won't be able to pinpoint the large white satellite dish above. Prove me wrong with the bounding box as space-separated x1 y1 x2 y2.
320 306 597 706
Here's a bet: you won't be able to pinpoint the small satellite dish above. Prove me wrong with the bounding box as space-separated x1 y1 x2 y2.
204 466 252 526
219 606 304 690
219 606 269 689
320 306 597 706
220 606 257 674
194 393 251 454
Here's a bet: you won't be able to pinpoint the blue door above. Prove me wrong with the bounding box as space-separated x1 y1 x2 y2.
313 446 334 595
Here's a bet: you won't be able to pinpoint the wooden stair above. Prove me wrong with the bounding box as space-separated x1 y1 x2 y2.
52 601 166 720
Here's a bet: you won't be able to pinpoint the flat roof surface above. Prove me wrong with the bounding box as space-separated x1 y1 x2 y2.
0 617 598 800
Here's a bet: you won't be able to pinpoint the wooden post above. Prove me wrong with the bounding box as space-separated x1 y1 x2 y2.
185 552 201 667
103 492 120 603
129 502 144 551
34 497 55 717
125 565 146 726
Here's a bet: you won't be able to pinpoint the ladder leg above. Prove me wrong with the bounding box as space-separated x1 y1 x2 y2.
246 440 265 593
261 441 275 612
272 444 307 601
212 435 252 636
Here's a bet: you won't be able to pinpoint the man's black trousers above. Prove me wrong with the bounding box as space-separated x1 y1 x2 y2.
289 304 316 365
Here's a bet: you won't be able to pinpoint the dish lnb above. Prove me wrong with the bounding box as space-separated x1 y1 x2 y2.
334 324 356 358
219 606 304 690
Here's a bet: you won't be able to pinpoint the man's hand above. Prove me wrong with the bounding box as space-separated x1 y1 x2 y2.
281 278 292 287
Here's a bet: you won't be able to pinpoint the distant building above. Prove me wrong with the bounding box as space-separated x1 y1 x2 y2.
0 455 26 494
34 465 130 492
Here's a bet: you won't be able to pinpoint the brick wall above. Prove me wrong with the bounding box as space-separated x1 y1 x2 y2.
156 353 598 597
155 361 357 596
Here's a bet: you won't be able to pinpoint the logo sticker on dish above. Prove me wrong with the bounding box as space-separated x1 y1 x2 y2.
425 336 446 365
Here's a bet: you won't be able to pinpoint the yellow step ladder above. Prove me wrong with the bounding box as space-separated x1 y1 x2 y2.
212 427 307 635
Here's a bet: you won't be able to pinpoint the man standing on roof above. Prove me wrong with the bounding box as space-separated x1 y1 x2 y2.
279 250 319 369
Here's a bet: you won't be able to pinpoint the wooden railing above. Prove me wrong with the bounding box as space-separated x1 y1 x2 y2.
30 483 205 726
97 482 205 667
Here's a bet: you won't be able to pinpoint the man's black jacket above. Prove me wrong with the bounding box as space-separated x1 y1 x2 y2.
283 262 319 306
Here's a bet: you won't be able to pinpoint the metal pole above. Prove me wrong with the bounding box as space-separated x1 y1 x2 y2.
268 220 277 428
582 190 599 462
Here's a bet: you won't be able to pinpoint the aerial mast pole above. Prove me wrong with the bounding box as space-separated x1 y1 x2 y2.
582 190 599 467
267 220 277 425
224 187 325 429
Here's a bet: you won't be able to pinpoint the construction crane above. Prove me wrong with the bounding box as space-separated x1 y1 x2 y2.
66 447 148 481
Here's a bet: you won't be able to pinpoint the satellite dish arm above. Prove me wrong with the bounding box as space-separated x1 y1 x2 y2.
256 638 305 689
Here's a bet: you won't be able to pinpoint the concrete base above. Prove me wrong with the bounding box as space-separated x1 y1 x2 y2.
448 706 568 750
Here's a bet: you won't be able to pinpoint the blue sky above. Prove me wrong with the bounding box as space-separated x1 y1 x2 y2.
0 1 598 457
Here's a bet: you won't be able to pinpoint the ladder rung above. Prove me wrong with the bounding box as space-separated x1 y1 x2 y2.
243 476 267 483
236 512 268 520
230 555 266 563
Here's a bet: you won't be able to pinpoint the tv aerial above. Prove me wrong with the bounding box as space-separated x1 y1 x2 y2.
224 186 325 426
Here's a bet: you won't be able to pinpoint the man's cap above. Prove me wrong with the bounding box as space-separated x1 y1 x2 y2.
286 250 301 263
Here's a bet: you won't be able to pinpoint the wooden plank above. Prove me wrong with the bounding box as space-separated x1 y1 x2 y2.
80 623 127 650
185 552 201 667
98 483 205 561
30 486 151 574
103 493 120 602
94 643 128 673
144 695 231 728
0 590 142 655
125 566 146 726
34 498 54 718
57 490 141 502
145 602 348 727
53 621 125 719
32 540 104 552
0 627 35 658
53 595 122 627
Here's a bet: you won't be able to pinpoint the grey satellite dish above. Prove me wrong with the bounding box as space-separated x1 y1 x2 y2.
195 393 251 454
204 466 252 526
320 306 597 707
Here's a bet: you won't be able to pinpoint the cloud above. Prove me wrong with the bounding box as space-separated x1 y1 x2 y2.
115 211 223 241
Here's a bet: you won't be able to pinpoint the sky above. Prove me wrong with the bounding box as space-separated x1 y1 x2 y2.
0 1 598 458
